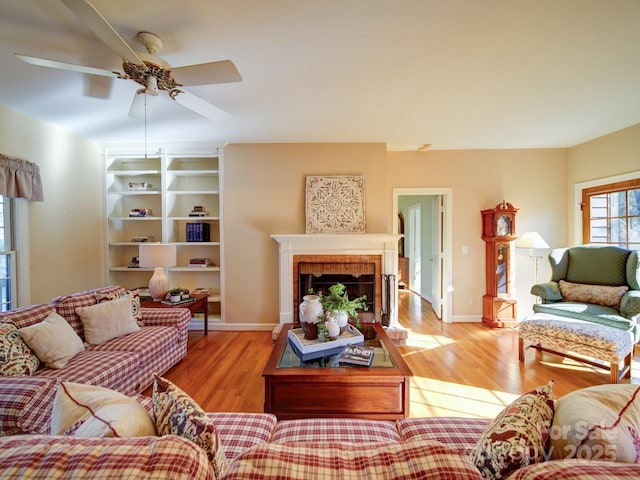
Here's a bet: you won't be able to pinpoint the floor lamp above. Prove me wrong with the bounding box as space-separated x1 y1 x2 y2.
515 232 550 285
139 243 177 301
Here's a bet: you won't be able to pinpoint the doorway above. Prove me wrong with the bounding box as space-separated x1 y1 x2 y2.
393 188 452 323
407 203 422 295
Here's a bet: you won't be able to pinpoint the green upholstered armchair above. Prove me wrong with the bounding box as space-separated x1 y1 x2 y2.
531 244 640 339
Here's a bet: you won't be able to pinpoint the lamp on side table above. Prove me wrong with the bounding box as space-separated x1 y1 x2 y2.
139 243 176 301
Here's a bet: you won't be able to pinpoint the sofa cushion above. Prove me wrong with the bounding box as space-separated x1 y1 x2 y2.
0 377 61 435
559 280 629 307
153 374 228 478
506 459 640 479
272 418 401 444
0 434 214 480
397 417 491 455
89 324 183 392
51 285 126 339
0 322 39 376
51 382 156 438
222 439 483 479
34 349 143 397
0 304 55 330
75 295 140 346
18 312 85 369
208 412 277 462
469 381 555 480
550 383 640 463
560 245 631 286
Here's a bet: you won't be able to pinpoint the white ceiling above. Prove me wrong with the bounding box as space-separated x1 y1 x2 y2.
1 0 638 151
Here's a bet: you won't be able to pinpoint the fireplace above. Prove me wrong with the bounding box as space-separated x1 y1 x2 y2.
271 234 402 326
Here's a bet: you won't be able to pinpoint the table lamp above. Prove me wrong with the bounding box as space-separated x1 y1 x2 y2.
139 243 177 301
515 232 550 284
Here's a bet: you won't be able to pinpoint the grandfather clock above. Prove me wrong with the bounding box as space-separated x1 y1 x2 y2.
481 201 518 327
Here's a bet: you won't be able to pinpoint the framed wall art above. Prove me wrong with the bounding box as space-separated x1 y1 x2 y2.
305 175 366 233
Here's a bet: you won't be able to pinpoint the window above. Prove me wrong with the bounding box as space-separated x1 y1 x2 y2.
0 196 16 311
582 179 640 249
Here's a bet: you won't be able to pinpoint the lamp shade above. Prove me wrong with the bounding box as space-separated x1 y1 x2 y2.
516 232 549 250
139 243 177 268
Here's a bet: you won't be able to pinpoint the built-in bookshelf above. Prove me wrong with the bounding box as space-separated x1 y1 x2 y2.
103 146 223 329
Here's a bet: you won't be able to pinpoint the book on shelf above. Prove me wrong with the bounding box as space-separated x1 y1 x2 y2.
191 288 210 295
186 222 211 242
339 345 375 366
188 258 214 267
129 208 152 217
189 205 209 216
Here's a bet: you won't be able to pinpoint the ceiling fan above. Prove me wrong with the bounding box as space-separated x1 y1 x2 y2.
15 0 242 121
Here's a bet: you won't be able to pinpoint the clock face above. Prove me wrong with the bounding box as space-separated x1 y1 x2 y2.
496 215 511 236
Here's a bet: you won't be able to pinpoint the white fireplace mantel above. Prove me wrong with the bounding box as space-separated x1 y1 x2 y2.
271 233 402 325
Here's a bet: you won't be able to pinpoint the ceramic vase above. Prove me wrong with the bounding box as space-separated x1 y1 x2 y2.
299 294 323 340
326 310 349 334
324 315 341 340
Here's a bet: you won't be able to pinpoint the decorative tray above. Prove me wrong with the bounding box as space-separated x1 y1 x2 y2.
287 324 364 355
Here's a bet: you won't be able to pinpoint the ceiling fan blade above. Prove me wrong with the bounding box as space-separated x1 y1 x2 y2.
15 54 120 78
171 60 242 87
172 90 232 122
59 0 146 68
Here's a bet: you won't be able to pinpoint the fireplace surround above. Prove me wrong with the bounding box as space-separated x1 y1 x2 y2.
271 234 402 326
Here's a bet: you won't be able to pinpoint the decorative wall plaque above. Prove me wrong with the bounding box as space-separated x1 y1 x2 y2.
305 175 366 233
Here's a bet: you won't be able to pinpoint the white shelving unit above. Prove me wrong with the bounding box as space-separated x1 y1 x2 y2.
103 146 224 329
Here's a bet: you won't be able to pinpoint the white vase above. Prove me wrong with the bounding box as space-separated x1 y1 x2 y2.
324 315 340 340
327 310 349 334
299 295 323 339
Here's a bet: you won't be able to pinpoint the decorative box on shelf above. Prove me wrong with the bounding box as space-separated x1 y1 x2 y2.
287 324 364 358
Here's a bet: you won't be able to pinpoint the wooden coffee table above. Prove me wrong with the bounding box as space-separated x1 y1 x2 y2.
262 323 412 420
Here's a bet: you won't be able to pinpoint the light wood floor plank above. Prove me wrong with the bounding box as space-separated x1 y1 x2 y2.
147 290 639 418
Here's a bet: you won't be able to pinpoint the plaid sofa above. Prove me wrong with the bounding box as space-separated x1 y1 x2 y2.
2 378 640 479
0 286 191 395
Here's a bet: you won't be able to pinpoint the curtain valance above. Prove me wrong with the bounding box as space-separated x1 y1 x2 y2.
0 154 44 201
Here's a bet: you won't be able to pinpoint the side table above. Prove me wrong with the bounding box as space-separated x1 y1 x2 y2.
141 292 209 335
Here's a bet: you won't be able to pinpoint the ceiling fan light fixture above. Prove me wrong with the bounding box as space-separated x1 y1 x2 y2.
129 89 157 119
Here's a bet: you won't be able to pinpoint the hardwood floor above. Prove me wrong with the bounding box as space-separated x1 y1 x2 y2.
148 290 639 419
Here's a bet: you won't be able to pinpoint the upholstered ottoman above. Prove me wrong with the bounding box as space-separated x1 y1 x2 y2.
518 313 634 383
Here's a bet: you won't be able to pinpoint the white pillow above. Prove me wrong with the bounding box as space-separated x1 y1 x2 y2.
18 312 85 369
75 295 140 345
51 382 156 438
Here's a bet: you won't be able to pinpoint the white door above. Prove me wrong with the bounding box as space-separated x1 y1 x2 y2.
408 203 421 295
431 196 443 318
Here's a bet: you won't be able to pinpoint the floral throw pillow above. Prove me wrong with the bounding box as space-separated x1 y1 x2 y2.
469 381 555 480
0 322 40 376
152 374 227 479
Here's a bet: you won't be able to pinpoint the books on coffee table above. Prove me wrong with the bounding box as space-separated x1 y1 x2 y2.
339 345 375 366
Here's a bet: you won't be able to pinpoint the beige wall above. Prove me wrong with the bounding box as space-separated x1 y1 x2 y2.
224 144 569 324
566 123 640 245
0 106 103 304
223 143 388 326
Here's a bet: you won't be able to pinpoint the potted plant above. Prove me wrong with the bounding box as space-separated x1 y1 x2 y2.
316 282 368 333
168 288 182 303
